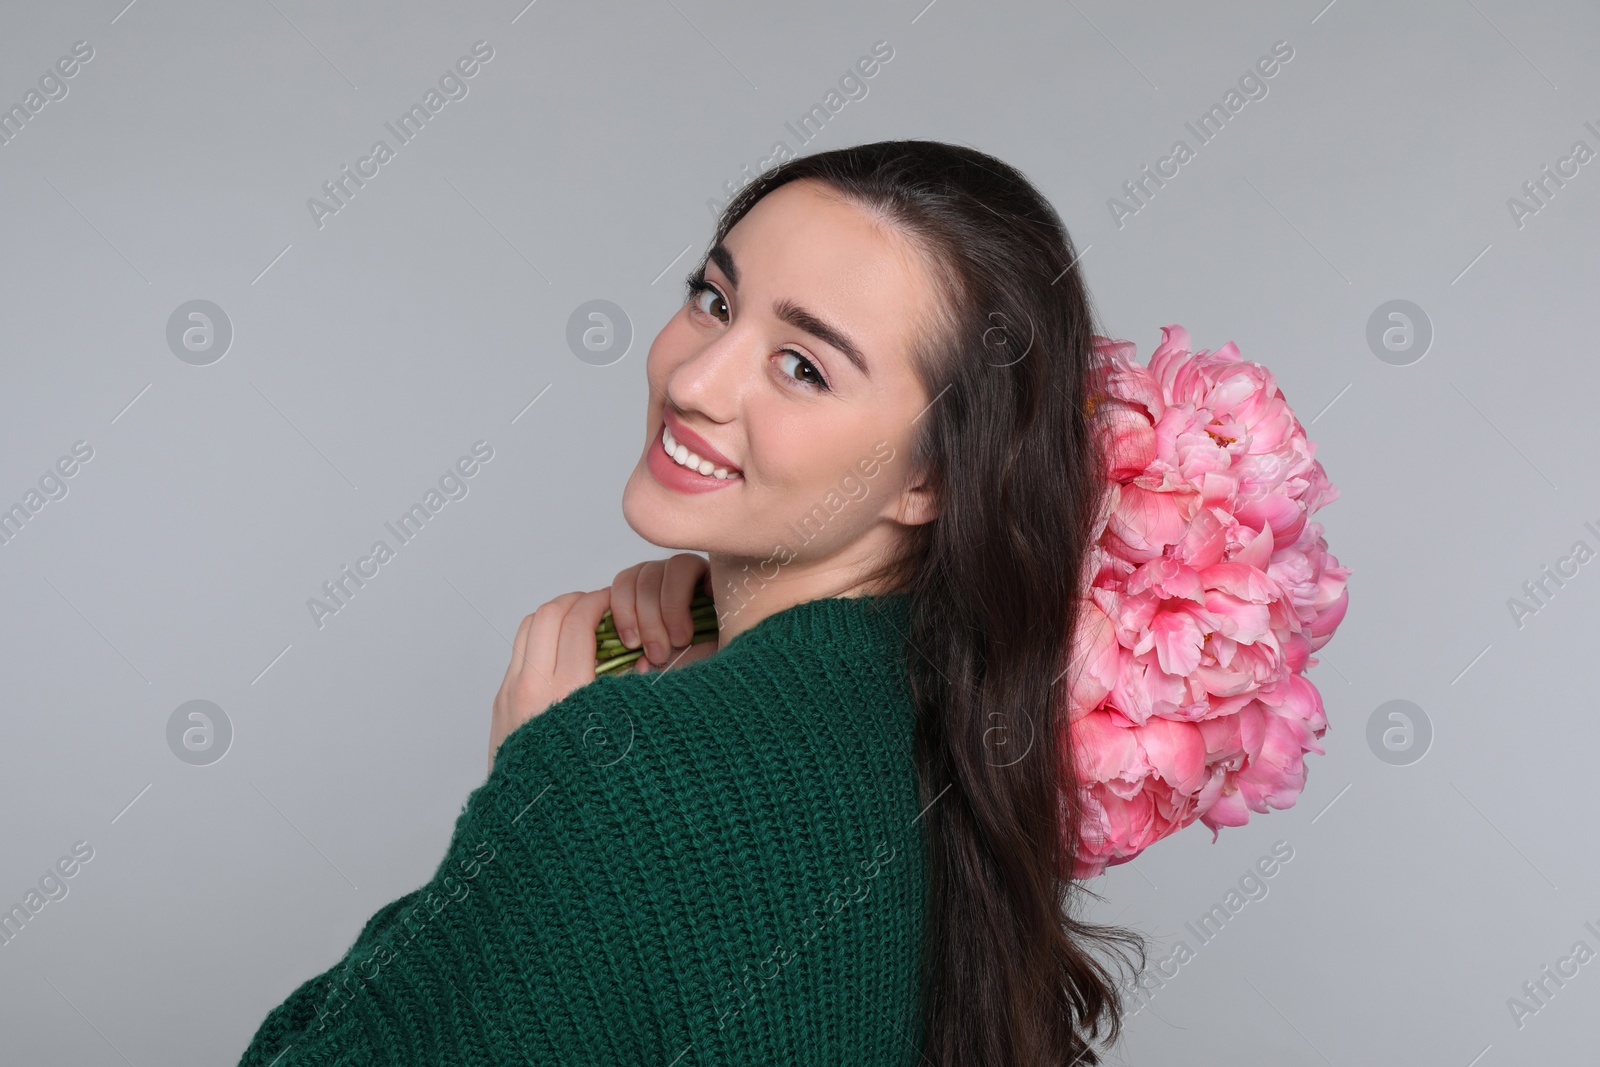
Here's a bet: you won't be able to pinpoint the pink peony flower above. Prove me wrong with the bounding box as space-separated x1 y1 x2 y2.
1063 326 1350 880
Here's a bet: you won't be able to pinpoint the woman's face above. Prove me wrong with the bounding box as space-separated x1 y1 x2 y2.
621 178 942 608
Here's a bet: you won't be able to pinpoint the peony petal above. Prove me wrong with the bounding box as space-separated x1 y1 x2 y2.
1145 606 1207 677
1233 521 1274 570
1127 557 1206 604
1136 717 1209 794
1200 562 1282 604
1202 591 1274 645
1096 401 1158 480
1063 325 1349 875
1069 710 1147 784
1107 484 1189 562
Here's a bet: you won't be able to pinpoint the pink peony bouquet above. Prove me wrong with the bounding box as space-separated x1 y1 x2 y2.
1063 325 1350 880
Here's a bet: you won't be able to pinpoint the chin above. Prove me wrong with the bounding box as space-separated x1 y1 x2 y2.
620 461 697 550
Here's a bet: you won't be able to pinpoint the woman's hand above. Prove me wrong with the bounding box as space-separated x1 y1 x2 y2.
487 588 613 773
608 554 720 674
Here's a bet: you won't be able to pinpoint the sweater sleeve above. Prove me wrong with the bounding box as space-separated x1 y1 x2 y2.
236 884 430 1066
234 676 686 1067
236 663 926 1066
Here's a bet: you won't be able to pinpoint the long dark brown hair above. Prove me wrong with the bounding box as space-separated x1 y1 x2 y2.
705 139 1149 1065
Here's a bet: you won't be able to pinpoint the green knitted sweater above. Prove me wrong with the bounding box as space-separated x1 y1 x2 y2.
237 590 927 1066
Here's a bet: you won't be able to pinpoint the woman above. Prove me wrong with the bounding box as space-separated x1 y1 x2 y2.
238 139 1148 1067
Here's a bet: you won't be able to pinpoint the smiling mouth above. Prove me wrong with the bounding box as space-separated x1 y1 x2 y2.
660 424 742 480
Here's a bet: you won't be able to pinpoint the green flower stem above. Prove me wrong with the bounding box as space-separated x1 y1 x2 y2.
593 591 719 675
594 649 646 674
595 630 719 676
597 601 716 637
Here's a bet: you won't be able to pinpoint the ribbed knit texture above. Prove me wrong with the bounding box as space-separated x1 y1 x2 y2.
237 590 927 1066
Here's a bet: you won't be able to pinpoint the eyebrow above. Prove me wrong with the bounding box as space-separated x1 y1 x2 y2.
707 242 871 379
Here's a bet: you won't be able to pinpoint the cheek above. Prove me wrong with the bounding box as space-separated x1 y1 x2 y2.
747 417 863 493
741 411 807 485
645 315 693 384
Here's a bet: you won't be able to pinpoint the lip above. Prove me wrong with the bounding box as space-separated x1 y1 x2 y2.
647 428 742 494
660 407 741 474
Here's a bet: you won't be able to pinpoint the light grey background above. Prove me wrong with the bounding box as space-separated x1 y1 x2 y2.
0 0 1593 1063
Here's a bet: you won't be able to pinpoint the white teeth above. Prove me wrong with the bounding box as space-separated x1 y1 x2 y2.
661 425 741 479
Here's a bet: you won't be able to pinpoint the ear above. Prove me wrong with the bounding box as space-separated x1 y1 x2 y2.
889 472 939 527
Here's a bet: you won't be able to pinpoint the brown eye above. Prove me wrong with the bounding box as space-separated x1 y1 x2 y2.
775 350 830 392
689 281 728 324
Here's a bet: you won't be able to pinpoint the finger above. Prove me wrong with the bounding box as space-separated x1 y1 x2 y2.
645 633 719 676
674 637 720 667
555 588 613 688
508 611 536 682
522 592 582 690
633 560 672 665
661 553 710 648
608 563 645 649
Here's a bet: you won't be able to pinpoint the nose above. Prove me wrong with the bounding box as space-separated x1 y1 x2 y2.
664 324 749 424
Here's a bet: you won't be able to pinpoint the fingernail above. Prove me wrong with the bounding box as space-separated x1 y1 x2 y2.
646 642 665 663
621 627 638 648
